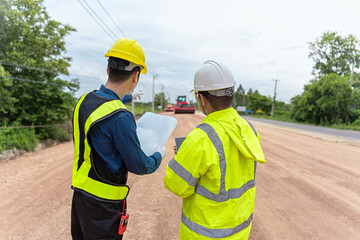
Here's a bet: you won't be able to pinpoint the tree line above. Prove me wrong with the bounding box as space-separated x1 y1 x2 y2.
232 32 360 128
291 32 360 126
1 1 359 153
0 0 79 152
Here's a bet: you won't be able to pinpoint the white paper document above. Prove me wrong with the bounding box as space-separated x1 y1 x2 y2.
136 112 177 156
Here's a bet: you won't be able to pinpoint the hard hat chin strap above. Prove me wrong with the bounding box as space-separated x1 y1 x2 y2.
208 87 234 97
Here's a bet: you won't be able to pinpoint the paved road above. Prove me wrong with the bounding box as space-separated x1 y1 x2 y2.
243 116 360 141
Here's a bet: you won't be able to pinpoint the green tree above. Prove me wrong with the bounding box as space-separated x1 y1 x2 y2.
0 64 17 125
290 74 352 125
274 100 290 111
0 0 79 141
247 90 272 114
188 100 195 108
233 84 246 107
289 95 302 120
309 31 360 84
154 92 167 111
247 88 253 96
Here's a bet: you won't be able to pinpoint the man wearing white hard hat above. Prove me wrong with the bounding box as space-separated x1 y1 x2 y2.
164 60 266 239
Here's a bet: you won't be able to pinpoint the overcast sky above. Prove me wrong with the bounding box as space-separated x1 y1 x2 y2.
44 0 360 104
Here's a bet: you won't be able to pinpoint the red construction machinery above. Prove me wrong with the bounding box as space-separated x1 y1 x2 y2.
165 104 174 112
174 96 195 114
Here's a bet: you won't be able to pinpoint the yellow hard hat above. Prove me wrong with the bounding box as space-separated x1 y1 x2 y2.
105 38 147 74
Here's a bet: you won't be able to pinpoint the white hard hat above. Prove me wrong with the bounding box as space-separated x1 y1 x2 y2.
191 60 235 96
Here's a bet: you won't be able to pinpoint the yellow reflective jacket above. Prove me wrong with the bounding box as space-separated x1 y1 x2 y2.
164 107 265 239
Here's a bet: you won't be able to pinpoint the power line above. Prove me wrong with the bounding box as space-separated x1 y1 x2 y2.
1 59 153 91
67 42 103 66
95 0 155 75
81 0 118 40
0 61 103 81
76 0 155 75
0 61 55 73
77 0 118 41
0 124 66 129
67 73 104 81
96 0 127 38
0 75 68 86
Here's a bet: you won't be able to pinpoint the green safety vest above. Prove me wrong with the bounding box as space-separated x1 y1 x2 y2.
72 92 130 201
164 108 266 239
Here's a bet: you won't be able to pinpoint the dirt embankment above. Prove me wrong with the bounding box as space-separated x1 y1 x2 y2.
0 112 359 239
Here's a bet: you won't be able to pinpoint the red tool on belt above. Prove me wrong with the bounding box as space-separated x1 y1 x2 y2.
118 199 129 235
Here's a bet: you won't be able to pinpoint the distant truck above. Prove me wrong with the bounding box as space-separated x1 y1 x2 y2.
174 96 195 114
165 104 174 112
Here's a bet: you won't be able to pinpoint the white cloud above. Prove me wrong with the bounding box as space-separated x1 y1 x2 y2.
45 0 360 103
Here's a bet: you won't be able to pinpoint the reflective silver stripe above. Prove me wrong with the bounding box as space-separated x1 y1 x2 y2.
195 179 255 203
196 123 255 202
254 161 257 177
197 123 226 194
182 211 253 238
246 120 257 178
168 157 199 187
246 120 258 137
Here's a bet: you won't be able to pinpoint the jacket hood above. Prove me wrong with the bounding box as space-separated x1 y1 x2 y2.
204 108 266 163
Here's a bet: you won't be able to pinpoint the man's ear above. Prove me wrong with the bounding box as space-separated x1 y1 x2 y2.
106 67 109 76
200 93 207 107
131 71 139 84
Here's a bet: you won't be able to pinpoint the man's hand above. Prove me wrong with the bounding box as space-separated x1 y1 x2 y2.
155 145 167 160
132 90 143 101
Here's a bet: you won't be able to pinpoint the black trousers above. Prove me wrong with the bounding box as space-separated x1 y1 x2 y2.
71 190 125 240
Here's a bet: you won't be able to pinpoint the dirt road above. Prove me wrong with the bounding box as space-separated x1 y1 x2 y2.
0 112 359 239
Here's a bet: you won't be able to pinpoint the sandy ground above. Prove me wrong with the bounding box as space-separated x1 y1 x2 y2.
0 112 359 240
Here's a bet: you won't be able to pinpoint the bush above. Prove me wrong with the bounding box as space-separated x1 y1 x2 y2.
351 117 360 126
36 127 71 142
349 110 360 124
256 109 264 115
274 110 289 116
0 127 37 152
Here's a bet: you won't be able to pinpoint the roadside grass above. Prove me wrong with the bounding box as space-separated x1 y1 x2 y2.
124 103 164 118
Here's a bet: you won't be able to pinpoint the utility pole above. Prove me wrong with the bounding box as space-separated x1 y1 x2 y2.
152 75 158 112
160 86 164 111
271 79 280 117
242 89 246 106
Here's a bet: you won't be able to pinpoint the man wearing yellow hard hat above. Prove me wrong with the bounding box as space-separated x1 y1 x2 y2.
164 60 266 239
71 38 166 240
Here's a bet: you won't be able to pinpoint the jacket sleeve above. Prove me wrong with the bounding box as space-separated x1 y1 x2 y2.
112 112 162 175
163 129 210 198
121 95 133 104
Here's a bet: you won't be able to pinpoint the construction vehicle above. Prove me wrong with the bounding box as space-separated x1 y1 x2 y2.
174 96 195 114
165 104 174 112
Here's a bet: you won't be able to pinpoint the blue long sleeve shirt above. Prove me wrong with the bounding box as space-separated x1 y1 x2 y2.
88 84 162 175
121 94 132 104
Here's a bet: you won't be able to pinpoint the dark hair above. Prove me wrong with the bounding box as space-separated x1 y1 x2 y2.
199 91 233 110
107 57 140 83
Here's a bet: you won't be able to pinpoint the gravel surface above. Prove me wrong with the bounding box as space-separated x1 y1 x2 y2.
0 112 359 239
